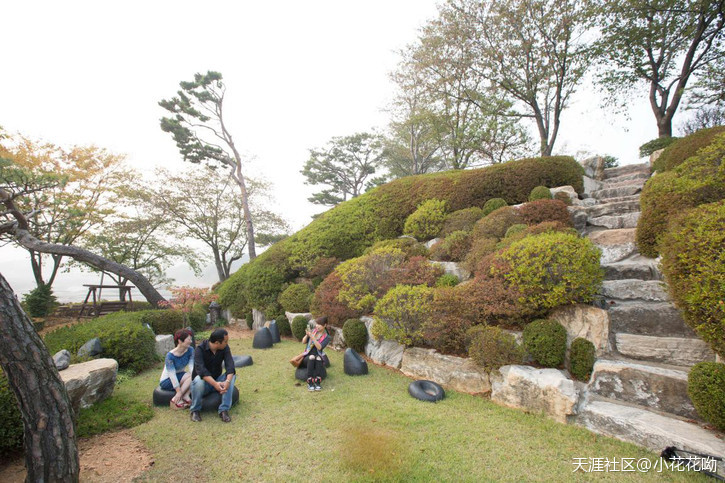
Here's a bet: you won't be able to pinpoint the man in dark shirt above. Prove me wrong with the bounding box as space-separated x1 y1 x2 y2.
189 328 236 423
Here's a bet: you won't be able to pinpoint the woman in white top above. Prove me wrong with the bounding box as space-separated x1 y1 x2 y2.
159 328 194 409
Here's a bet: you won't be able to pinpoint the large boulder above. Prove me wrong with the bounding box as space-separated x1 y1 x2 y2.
551 185 578 204
491 365 579 424
59 358 118 414
155 334 174 358
580 157 606 180
252 308 266 330
77 337 102 358
401 347 490 395
285 312 312 327
588 228 637 264
327 325 345 350
362 316 404 369
549 304 610 356
430 261 471 282
53 350 71 371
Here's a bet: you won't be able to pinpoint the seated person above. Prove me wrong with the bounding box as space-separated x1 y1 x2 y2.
159 329 194 409
189 328 236 423
301 316 330 391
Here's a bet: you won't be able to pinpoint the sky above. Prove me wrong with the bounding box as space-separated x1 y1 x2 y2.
0 1 668 302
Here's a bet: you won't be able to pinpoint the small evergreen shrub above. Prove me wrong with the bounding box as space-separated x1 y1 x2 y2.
519 199 572 227
435 274 459 287
276 316 292 337
569 338 596 381
140 309 185 335
472 206 523 240
278 283 313 313
481 198 507 216
0 368 23 455
403 199 448 241
553 191 573 205
687 362 725 431
440 207 484 236
387 256 443 289
653 126 725 172
310 272 363 326
504 224 527 238
462 237 499 274
639 136 678 159
336 247 407 314
372 284 434 346
430 231 471 262
245 312 253 330
291 315 309 341
342 318 368 353
422 313 472 355
363 238 429 259
468 326 524 371
523 319 567 367
188 304 207 333
22 284 58 318
529 185 552 201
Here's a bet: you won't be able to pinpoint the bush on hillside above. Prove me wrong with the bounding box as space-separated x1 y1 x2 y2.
363 237 429 259
140 309 185 335
523 319 567 368
519 199 572 227
336 247 407 313
187 303 207 333
372 285 434 346
422 313 472 355
278 283 313 313
660 201 725 357
387 256 443 289
0 368 23 455
454 276 527 327
688 362 725 431
639 136 678 159
310 272 363 326
440 207 484 236
504 224 527 239
472 206 523 241
653 125 725 172
569 338 596 381
22 284 58 318
403 199 448 241
462 237 499 274
492 232 603 314
636 134 725 257
429 230 471 262
468 326 524 371
342 318 368 353
435 273 459 287
245 312 253 330
276 316 292 337
529 185 552 201
481 198 508 216
291 315 309 342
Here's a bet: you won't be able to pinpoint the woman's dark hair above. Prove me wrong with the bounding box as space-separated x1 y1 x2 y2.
315 316 328 326
174 328 193 346
209 328 228 343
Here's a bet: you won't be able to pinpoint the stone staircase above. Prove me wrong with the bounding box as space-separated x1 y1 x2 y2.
572 162 725 457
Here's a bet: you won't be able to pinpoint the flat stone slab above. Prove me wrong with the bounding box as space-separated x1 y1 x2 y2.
602 257 662 281
549 304 610 355
155 334 174 358
431 261 471 281
575 400 725 457
401 347 490 395
59 358 117 413
615 333 716 366
585 199 641 218
588 229 637 264
588 212 640 230
607 301 695 337
591 185 642 200
589 359 695 419
603 163 651 180
601 280 669 302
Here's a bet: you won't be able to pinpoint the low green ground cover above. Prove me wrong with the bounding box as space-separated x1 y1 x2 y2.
115 338 705 482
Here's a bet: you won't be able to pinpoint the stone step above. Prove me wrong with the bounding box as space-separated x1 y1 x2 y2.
588 212 640 229
575 399 725 457
601 177 647 190
603 171 651 185
602 257 662 281
591 185 642 200
603 163 651 180
615 333 716 366
585 199 641 218
601 280 669 302
607 301 697 338
588 228 637 264
593 194 642 204
589 358 695 419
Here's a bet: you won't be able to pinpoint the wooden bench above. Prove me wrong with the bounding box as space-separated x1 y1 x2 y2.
96 301 129 316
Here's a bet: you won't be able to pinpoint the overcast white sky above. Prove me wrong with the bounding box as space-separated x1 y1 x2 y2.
1 1 667 302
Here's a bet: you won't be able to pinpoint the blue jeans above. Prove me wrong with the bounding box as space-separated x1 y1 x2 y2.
189 374 236 413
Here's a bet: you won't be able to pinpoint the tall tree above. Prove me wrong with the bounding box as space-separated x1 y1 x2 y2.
444 0 591 156
154 165 288 282
301 132 384 206
159 71 259 260
594 0 725 137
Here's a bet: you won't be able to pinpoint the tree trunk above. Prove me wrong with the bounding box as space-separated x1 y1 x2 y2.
0 274 79 482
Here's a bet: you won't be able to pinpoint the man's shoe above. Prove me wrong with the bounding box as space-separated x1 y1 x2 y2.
219 410 231 423
190 411 202 422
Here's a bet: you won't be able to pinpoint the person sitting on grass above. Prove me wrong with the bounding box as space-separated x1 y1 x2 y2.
159 328 194 409
301 316 329 392
189 328 237 423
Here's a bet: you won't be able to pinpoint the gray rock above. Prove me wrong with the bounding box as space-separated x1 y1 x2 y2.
401 347 491 395
549 304 610 356
430 261 471 281
591 185 642 200
252 308 266 330
53 350 71 371
568 207 588 233
155 334 174 358
550 185 578 204
491 365 579 424
77 338 102 358
603 162 651 180
327 325 346 350
585 199 641 218
607 301 696 338
580 157 606 180
649 148 665 168
582 176 604 197
362 316 405 369
588 228 637 264
285 312 312 327
59 358 118 414
602 257 662 281
601 280 669 302
615 334 716 366
587 212 640 230
425 238 442 249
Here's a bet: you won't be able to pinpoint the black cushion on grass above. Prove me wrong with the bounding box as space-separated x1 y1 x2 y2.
343 348 368 376
253 327 273 349
268 321 281 343
408 380 445 402
295 365 327 381
299 354 330 368
153 386 240 411
233 355 253 368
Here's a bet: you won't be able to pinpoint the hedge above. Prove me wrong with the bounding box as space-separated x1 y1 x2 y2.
688 362 725 431
0 368 23 455
652 125 725 172
523 319 567 368
278 283 313 313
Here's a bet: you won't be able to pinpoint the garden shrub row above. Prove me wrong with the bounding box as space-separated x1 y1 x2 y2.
652 125 725 172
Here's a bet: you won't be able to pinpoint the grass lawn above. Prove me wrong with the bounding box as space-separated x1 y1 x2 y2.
115 336 708 482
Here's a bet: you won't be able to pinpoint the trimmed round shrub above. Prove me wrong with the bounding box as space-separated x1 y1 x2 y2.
188 304 207 333
529 185 552 201
523 319 567 367
440 207 484 236
363 237 429 258
403 199 448 241
472 206 523 240
276 316 292 337
140 309 185 335
22 284 58 318
0 368 23 455
569 338 596 381
492 232 603 313
278 283 313 313
422 313 472 355
430 231 471 262
639 136 678 159
468 326 524 371
386 256 443 289
336 247 407 314
653 125 725 172
435 273 459 287
462 237 499 274
310 272 363 326
553 191 573 205
291 315 309 341
342 318 368 353
519 199 572 227
660 201 725 357
504 224 527 238
687 362 725 431
372 284 434 346
481 198 507 216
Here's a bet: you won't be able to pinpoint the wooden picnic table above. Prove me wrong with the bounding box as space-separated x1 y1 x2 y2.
78 284 134 318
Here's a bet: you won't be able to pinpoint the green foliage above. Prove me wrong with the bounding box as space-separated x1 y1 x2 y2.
403 199 448 241
468 326 524 371
636 134 725 257
22 284 58 318
363 237 429 259
43 312 157 372
0 368 23 455
373 285 434 346
291 315 310 342
342 318 368 353
430 230 471 262
440 207 484 236
639 137 678 159
472 206 523 240
504 224 527 238
660 201 725 357
569 338 596 381
529 185 552 201
687 362 725 431
553 191 573 205
188 304 207 333
602 155 619 169
462 236 499 274
336 247 407 313
482 198 508 217
422 305 473 356
310 272 363 326
653 126 725 172
77 393 154 438
278 283 313 313
523 319 567 368
139 309 185 335
276 316 292 337
245 312 253 330
519 199 572 227
492 232 603 314
435 274 459 287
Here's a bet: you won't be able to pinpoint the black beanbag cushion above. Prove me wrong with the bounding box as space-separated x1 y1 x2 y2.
343 348 368 376
408 380 445 402
153 386 240 411
295 365 327 381
299 354 330 369
268 321 281 343
233 355 253 368
253 327 273 349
